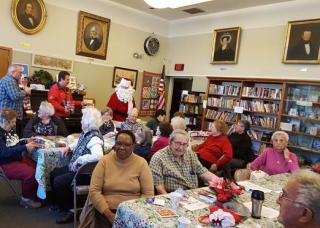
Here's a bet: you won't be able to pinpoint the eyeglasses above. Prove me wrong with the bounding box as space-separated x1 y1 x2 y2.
172 141 189 148
278 191 305 206
115 141 133 148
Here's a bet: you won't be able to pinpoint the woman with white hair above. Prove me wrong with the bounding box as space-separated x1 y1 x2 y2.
170 116 186 131
249 131 299 175
50 107 104 224
23 101 68 138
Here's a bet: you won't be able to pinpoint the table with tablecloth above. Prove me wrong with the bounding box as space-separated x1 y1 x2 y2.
113 173 290 228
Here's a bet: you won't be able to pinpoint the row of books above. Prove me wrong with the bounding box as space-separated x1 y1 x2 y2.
247 129 272 142
206 110 236 122
242 87 282 99
184 117 199 125
240 100 279 114
241 114 277 128
208 84 241 96
207 97 240 109
179 104 201 114
181 94 203 103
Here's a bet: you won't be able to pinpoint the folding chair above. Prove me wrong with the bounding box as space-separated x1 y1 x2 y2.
0 166 20 199
71 161 98 228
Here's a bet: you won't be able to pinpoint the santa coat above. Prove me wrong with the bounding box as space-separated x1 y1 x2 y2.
107 92 136 121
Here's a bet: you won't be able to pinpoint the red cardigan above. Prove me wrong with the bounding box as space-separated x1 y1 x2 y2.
195 134 233 168
149 136 169 159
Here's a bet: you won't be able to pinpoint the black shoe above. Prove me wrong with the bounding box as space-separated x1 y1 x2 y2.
56 211 73 224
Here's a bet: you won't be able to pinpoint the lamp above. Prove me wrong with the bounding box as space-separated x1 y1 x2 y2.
144 0 212 9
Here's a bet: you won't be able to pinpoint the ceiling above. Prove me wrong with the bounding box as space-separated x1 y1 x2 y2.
108 0 295 21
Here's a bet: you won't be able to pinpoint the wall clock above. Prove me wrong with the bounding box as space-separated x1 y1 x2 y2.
144 36 160 56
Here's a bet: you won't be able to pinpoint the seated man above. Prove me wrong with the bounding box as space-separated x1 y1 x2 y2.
149 129 217 194
277 169 320 228
120 108 142 134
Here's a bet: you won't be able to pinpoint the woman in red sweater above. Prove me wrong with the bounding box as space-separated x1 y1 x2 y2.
194 120 233 174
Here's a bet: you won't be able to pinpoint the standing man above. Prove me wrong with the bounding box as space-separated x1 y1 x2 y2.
0 64 31 137
48 71 82 118
277 169 320 228
19 2 38 29
149 129 217 194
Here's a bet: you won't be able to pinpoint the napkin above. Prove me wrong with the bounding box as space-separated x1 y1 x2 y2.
209 209 236 228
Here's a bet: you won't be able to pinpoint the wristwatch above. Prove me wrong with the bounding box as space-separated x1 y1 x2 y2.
144 36 160 56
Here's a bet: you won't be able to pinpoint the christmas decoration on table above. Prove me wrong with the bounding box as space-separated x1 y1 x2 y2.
209 177 243 203
311 163 320 174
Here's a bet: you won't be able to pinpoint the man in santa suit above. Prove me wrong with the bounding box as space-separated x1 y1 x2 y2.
106 78 136 121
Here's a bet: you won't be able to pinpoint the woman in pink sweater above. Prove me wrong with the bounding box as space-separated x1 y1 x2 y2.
250 131 299 175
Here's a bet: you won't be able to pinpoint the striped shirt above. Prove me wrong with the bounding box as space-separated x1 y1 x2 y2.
0 75 26 119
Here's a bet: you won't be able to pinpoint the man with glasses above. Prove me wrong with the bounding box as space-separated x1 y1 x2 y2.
149 129 217 194
0 64 31 136
277 169 320 228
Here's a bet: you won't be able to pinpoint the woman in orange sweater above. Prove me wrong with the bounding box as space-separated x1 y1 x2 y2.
194 120 233 175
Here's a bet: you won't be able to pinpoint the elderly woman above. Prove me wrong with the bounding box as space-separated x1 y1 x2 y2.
0 109 40 208
23 101 68 138
80 130 154 227
148 122 173 161
99 107 115 136
170 116 186 131
50 107 104 224
194 120 233 175
249 131 299 175
120 108 142 133
134 126 153 159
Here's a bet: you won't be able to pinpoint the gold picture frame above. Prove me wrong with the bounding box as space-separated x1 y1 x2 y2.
76 11 111 60
112 67 138 89
283 18 320 64
11 0 47 35
211 27 241 64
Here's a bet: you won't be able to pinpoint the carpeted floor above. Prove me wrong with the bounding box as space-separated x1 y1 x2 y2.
0 180 73 228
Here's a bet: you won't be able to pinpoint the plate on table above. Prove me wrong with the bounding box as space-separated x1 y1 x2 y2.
156 209 178 218
223 201 251 219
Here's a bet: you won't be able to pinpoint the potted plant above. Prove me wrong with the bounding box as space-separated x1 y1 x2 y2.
30 69 53 89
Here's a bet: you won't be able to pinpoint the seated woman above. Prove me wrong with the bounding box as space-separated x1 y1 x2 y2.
249 131 299 175
170 116 186 131
134 126 153 160
50 107 104 224
120 108 142 134
146 109 166 135
226 120 254 178
23 101 68 138
148 122 173 161
99 107 115 137
194 120 233 175
0 109 40 208
80 130 154 227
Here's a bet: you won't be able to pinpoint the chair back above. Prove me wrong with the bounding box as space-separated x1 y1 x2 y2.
0 166 20 199
234 168 251 182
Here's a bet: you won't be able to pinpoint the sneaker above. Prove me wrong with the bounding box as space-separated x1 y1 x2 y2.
56 211 74 224
20 197 41 209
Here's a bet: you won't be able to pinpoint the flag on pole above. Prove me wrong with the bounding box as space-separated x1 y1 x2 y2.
157 65 165 110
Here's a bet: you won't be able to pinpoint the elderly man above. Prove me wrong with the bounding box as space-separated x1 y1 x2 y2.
120 108 142 134
149 129 217 194
277 169 320 228
0 64 31 136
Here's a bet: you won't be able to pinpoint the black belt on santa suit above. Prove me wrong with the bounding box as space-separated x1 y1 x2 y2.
113 110 128 118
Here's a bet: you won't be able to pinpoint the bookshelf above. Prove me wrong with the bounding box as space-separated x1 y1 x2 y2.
179 91 204 131
202 77 320 160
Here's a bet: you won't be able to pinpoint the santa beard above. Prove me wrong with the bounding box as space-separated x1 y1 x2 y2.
116 87 135 115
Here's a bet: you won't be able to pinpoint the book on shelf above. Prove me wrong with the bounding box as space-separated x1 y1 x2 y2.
242 87 282 99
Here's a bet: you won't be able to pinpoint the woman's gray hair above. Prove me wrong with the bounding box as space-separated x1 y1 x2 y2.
136 126 153 145
81 107 103 131
38 101 55 116
290 169 320 223
170 116 186 131
169 129 189 143
271 131 289 142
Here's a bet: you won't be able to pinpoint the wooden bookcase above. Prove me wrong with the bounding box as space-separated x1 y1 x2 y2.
202 77 320 158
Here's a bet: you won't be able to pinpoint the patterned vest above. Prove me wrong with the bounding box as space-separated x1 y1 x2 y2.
69 129 103 171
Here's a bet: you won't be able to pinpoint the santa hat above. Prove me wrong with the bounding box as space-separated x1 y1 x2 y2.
119 78 132 89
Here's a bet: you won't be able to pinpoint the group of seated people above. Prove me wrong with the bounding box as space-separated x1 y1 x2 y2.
0 103 306 227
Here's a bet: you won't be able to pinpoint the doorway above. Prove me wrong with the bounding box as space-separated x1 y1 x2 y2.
0 46 12 78
170 77 193 118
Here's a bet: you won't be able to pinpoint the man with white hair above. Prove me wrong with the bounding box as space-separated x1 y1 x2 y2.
0 64 31 136
107 78 136 121
277 169 320 228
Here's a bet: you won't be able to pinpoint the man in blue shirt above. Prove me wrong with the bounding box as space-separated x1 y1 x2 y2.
0 64 31 136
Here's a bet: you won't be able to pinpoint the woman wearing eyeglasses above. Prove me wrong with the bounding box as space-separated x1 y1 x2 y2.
249 131 299 175
80 130 154 227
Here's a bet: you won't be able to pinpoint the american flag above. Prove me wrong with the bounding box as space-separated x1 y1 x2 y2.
156 65 165 110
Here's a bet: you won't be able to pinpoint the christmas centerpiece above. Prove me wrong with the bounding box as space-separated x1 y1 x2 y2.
209 177 243 203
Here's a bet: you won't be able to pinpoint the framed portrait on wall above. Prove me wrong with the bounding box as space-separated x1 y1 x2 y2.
11 0 47 35
283 18 320 64
76 11 111 60
211 27 241 64
112 67 138 89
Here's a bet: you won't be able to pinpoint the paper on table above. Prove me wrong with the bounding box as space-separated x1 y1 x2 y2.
237 181 272 193
181 197 208 211
243 202 279 219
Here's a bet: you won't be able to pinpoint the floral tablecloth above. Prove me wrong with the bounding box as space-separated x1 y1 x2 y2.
113 173 290 228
